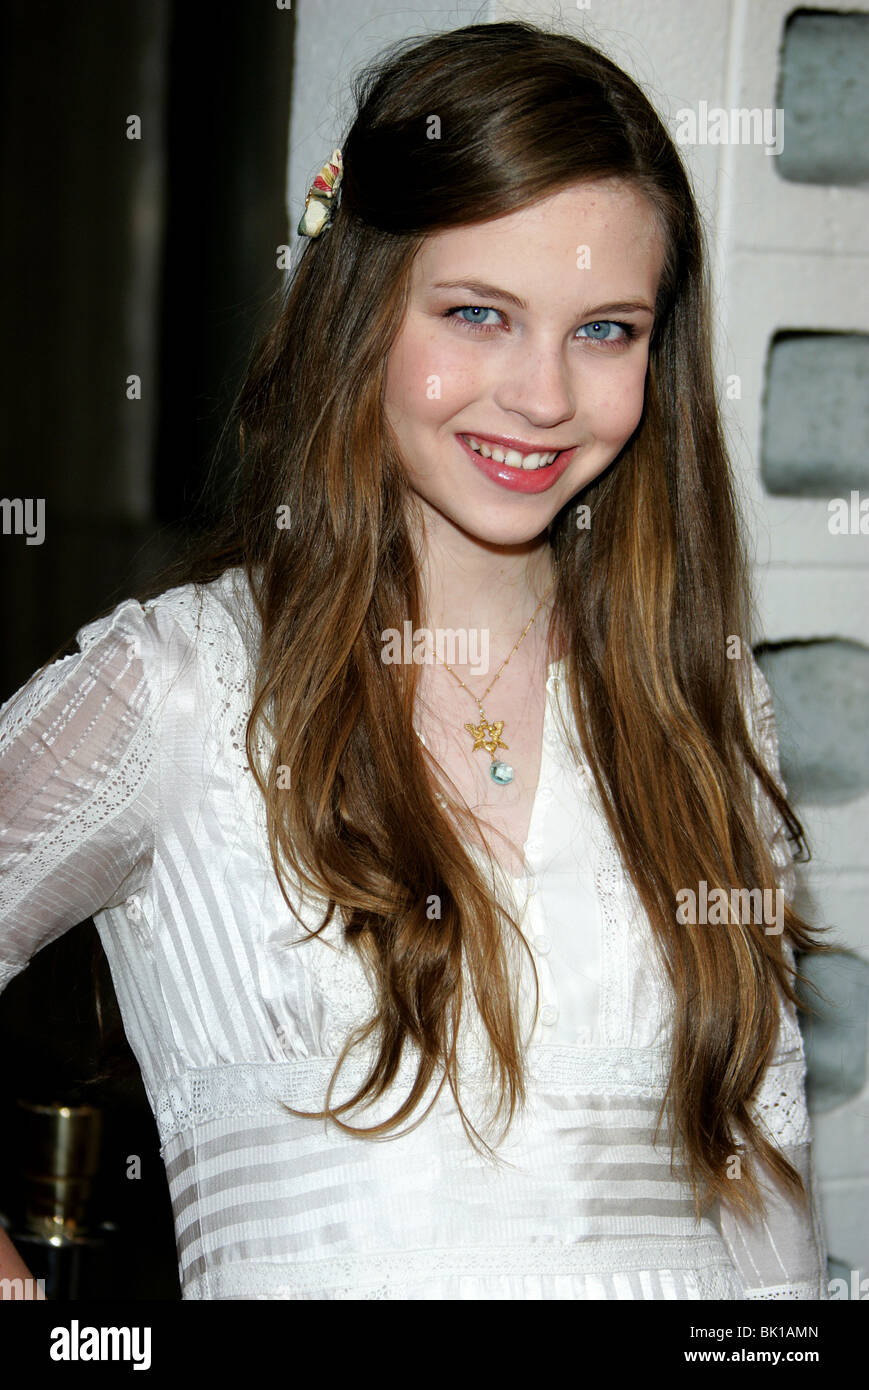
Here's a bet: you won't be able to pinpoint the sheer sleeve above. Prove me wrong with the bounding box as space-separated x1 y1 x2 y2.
0 598 159 995
714 655 828 1299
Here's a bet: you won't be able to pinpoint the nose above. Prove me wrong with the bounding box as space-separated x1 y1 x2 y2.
492 338 576 431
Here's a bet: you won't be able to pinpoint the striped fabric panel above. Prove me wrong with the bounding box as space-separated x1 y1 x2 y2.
154 1061 741 1300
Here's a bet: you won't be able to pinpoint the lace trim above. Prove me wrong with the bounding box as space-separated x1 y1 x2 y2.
0 960 21 992
152 1046 672 1144
155 571 269 779
181 1237 740 1300
596 836 628 1045
748 1058 810 1147
744 1280 820 1300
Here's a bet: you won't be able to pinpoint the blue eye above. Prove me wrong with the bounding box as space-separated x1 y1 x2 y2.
453 306 502 329
578 320 621 341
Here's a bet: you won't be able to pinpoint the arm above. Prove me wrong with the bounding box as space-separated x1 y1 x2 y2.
0 599 160 1293
715 656 828 1299
0 597 159 980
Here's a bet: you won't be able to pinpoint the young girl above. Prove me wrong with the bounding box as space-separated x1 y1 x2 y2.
0 20 829 1300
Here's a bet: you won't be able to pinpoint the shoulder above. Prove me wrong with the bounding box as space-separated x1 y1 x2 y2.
142 565 258 650
75 565 256 651
73 566 260 708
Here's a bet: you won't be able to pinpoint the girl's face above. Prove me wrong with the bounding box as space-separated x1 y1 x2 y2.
384 178 666 549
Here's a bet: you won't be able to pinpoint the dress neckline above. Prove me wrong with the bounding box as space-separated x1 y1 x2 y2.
466 660 563 890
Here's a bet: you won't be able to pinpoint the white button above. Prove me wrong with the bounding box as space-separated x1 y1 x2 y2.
533 934 551 956
540 1005 558 1026
123 896 149 947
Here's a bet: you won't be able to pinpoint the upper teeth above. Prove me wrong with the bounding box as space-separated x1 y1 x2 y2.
461 435 560 469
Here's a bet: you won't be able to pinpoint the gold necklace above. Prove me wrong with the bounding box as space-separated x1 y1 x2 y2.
435 578 556 786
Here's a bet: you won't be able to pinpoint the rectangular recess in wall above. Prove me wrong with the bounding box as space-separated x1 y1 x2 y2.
760 331 869 495
755 638 869 805
776 9 869 184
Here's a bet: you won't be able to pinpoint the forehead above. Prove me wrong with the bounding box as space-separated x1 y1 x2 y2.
411 179 667 299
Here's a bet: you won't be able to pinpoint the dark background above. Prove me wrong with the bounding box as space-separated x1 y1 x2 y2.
0 0 295 1297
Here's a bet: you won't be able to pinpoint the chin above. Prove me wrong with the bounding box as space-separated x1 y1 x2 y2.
448 506 561 547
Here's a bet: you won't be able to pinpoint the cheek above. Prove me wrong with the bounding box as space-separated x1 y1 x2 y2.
386 323 478 422
587 360 649 442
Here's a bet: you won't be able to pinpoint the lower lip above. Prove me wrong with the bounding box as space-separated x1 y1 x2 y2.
456 434 577 493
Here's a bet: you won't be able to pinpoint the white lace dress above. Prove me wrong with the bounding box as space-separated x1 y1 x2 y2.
0 567 827 1299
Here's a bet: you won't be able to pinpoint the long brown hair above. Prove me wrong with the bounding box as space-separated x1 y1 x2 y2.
44 20 830 1219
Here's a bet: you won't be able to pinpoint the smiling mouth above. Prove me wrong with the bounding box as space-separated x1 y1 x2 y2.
459 434 564 471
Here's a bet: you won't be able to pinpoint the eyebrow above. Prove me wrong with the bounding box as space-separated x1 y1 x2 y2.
429 279 655 317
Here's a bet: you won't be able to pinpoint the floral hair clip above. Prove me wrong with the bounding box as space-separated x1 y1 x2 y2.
297 148 343 238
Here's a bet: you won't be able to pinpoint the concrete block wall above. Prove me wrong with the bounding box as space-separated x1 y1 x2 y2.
289 0 869 1283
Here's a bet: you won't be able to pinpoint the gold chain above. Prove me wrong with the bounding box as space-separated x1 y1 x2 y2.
426 575 557 781
438 577 557 708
